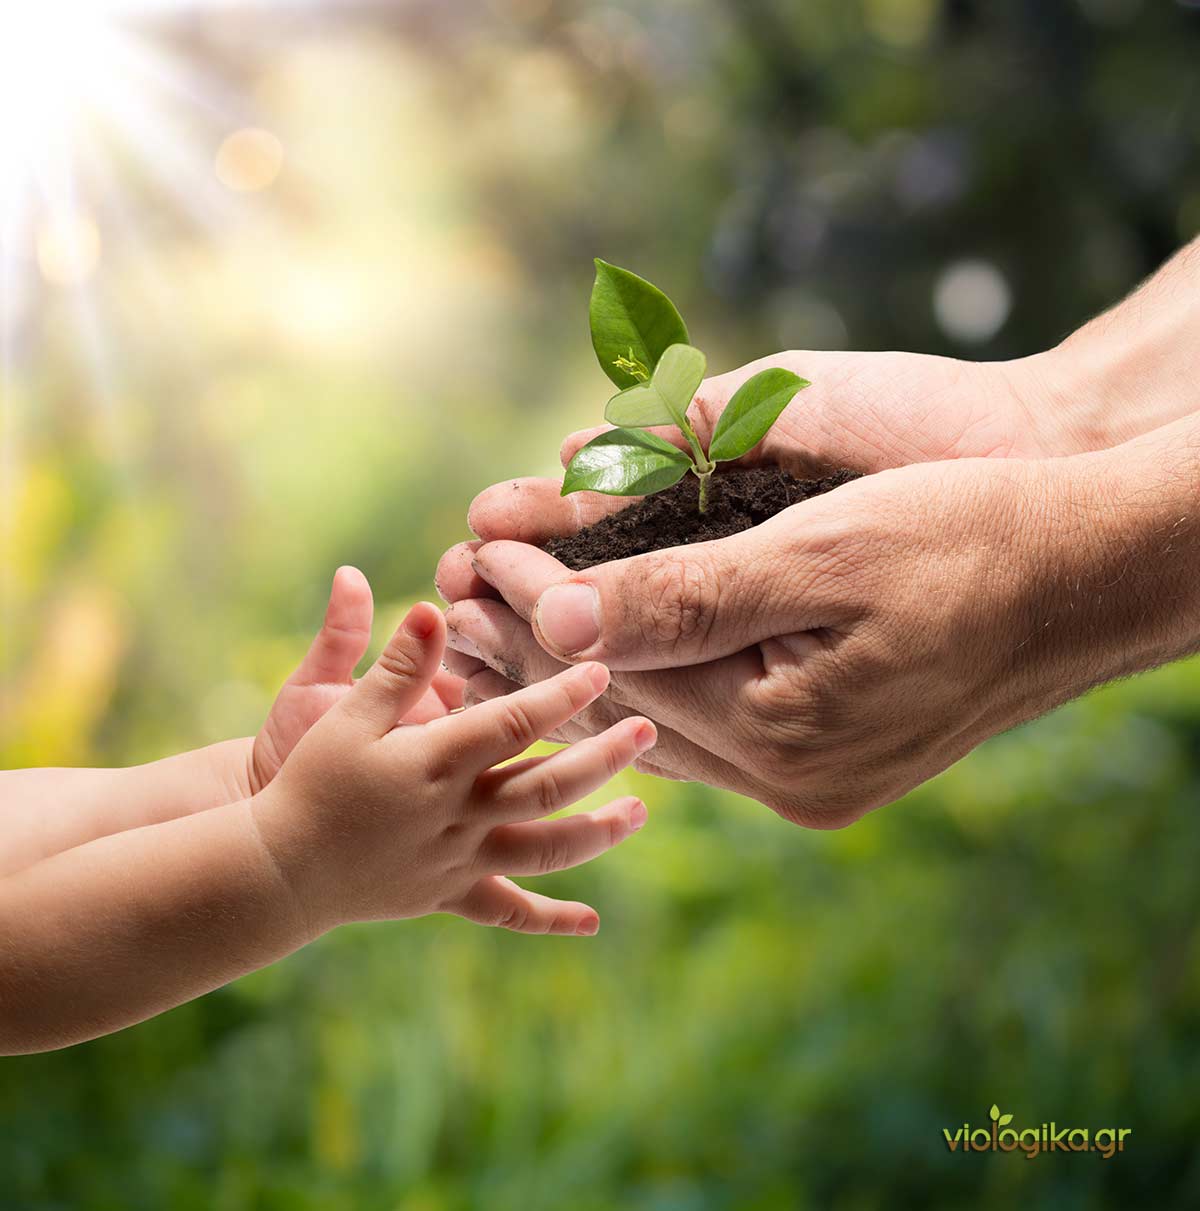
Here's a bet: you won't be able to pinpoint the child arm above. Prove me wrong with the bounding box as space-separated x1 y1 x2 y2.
0 604 652 1054
0 568 460 877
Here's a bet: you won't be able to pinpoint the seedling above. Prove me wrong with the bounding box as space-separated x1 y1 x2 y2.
562 259 811 512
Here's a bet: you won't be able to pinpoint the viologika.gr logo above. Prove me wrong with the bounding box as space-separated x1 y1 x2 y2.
944 1104 1131 1160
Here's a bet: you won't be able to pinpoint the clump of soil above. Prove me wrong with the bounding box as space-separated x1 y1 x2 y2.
544 466 860 570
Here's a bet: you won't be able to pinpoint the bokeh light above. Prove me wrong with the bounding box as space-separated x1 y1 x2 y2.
215 127 285 193
4 5 1200 1209
933 258 1012 344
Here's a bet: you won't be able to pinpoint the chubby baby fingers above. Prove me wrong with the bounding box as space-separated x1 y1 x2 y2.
429 661 611 769
453 875 602 936
478 796 647 877
477 717 656 821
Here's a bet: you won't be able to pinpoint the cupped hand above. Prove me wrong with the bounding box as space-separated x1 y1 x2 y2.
249 567 463 795
438 450 1122 827
437 347 1062 606
575 345 1055 483
433 346 1061 809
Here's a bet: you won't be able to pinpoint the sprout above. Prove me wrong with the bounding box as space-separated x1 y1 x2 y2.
563 260 811 512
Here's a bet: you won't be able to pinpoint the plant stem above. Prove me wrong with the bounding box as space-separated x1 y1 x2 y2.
698 469 712 513
676 417 715 513
677 417 710 473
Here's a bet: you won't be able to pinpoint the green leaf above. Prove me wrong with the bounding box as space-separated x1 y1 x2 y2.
590 259 689 390
561 428 692 498
999 1114 1013 1127
990 1104 1001 1122
604 382 673 428
707 368 810 463
605 343 706 430
652 343 707 426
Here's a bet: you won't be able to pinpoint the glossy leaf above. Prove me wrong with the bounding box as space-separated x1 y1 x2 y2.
707 367 810 463
605 343 706 429
561 428 692 497
590 259 689 390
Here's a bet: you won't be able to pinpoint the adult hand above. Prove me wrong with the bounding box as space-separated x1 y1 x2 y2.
436 346 1073 803
440 434 1199 826
438 240 1200 823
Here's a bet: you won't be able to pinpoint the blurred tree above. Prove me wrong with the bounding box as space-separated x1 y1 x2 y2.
2 2 1200 1207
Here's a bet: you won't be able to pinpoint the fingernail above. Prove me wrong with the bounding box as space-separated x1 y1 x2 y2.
444 625 481 659
576 916 600 937
629 799 648 831
536 583 600 657
632 721 657 751
404 604 439 639
469 556 496 587
578 661 609 694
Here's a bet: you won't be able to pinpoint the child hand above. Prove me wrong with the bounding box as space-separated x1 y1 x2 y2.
255 602 655 936
250 567 464 794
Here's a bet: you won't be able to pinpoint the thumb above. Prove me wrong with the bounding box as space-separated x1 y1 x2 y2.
530 528 805 671
341 602 446 733
290 565 374 686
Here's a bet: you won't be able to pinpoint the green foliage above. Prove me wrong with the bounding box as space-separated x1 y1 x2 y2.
589 259 689 390
605 342 707 430
708 367 810 463
569 265 810 509
7 3 1200 1208
559 427 692 497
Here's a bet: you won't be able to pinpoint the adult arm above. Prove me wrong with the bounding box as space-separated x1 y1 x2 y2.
444 417 1200 823
436 238 1200 818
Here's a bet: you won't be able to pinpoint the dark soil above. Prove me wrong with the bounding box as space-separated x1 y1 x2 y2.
544 466 861 570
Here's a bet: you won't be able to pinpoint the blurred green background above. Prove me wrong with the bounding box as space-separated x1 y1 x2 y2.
3 0 1200 1207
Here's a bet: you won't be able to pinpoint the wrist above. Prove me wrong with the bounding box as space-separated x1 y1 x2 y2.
1022 291 1200 456
110 737 256 818
248 784 343 941
210 736 257 802
1021 432 1200 695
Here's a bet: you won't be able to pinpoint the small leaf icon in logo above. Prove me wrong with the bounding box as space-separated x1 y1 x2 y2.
999 1113 1013 1126
990 1104 1000 1121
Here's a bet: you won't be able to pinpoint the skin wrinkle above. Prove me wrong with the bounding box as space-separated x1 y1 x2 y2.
460 441 1196 824
460 636 764 786
437 237 1200 827
1 598 665 1049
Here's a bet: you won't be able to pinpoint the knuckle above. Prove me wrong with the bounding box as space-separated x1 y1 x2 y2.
498 699 539 748
536 836 570 876
602 737 627 779
376 639 422 683
606 811 624 847
745 658 850 768
535 768 566 816
639 554 719 651
497 904 531 932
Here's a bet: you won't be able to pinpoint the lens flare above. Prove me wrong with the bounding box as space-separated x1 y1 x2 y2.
0 5 123 222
